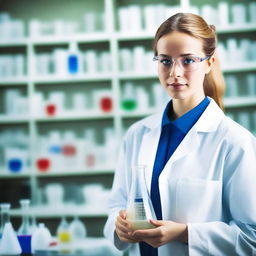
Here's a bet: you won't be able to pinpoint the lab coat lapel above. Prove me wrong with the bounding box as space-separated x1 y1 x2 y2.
168 126 199 165
160 98 224 176
138 126 161 191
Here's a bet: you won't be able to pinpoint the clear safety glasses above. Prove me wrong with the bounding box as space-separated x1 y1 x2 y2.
153 54 210 72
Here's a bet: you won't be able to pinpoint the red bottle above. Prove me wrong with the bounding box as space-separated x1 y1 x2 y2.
100 97 112 112
36 158 51 172
46 104 56 116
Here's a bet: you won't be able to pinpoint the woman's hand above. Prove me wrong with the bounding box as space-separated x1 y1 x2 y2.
115 210 140 243
130 219 188 248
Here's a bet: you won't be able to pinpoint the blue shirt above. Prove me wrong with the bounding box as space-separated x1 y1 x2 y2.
140 97 210 256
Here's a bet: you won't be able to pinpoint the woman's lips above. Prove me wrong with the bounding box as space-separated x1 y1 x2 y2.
168 83 186 89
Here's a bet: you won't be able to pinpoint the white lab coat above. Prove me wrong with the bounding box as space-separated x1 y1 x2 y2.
104 98 256 256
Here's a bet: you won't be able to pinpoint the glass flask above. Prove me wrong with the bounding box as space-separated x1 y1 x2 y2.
0 203 22 255
126 165 156 230
18 199 31 235
0 203 11 236
17 199 32 254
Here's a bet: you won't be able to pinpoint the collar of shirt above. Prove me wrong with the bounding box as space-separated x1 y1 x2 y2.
161 97 210 134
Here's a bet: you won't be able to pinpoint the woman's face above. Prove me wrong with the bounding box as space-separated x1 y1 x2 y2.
156 31 213 102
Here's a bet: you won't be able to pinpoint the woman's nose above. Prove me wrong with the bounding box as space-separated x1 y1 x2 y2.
169 61 183 77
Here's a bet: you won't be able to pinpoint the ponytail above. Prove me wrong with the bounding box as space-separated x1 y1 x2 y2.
204 50 225 111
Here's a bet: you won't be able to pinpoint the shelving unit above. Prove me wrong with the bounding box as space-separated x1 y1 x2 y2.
0 0 256 242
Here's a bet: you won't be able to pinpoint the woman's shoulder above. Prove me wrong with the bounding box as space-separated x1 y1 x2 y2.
219 115 255 146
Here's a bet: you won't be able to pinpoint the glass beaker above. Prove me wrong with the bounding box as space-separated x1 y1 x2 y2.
126 165 156 230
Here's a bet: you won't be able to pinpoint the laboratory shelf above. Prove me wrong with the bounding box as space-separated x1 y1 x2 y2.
10 206 108 218
0 77 29 86
32 73 113 84
118 72 158 80
1 0 256 242
30 32 110 45
224 96 256 108
35 111 114 122
222 62 256 73
216 23 256 34
0 39 28 47
0 115 30 124
116 31 155 41
120 109 156 119
36 168 115 177
0 171 31 178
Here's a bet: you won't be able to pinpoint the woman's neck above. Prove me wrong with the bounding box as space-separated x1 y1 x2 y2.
172 94 206 119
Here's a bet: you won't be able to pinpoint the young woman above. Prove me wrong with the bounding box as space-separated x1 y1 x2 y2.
104 13 256 256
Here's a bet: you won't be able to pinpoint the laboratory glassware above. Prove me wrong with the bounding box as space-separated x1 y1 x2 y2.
126 165 156 230
17 199 32 254
0 203 22 255
0 203 11 236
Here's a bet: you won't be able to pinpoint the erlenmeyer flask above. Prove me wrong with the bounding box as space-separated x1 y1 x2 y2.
0 203 22 255
126 165 156 230
0 203 11 237
17 199 32 254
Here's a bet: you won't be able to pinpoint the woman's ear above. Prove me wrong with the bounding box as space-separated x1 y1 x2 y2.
205 55 215 74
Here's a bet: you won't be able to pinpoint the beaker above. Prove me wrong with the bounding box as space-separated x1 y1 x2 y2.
126 165 156 230
17 199 32 254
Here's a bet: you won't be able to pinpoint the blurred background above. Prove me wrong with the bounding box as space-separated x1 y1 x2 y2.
0 0 255 254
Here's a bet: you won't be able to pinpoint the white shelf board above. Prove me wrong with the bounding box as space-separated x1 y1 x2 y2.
120 109 156 118
224 96 256 108
0 38 28 47
118 72 158 80
0 77 29 86
0 171 31 178
30 32 110 45
222 62 256 72
10 205 108 218
36 168 114 177
35 111 114 122
217 23 256 34
0 115 30 124
116 31 154 41
32 73 113 83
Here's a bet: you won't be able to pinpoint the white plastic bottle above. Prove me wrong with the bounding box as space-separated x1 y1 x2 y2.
31 223 51 253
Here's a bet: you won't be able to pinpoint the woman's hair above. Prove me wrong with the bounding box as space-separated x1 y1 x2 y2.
153 13 225 110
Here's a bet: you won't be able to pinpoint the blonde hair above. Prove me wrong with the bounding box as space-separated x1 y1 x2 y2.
153 13 225 110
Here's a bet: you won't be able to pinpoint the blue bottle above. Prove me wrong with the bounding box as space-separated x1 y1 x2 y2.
67 42 79 74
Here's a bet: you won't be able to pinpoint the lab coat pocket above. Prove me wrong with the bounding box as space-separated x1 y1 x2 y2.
175 178 222 223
